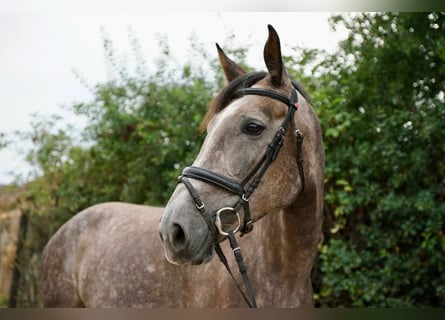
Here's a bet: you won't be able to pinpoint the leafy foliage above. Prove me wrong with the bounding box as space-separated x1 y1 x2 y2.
314 12 445 307
7 13 444 307
0 132 8 150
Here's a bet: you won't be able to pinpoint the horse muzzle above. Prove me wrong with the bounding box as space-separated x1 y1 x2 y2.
159 204 215 265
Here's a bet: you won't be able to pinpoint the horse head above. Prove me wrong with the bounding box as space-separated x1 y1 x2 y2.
159 25 307 265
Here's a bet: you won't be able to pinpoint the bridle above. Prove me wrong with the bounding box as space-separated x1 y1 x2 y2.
178 85 305 307
177 84 305 308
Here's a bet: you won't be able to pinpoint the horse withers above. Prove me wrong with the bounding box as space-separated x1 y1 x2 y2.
39 25 324 307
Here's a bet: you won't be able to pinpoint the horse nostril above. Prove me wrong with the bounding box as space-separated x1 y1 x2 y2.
171 223 188 249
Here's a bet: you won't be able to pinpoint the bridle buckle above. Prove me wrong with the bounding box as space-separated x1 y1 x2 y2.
195 202 205 211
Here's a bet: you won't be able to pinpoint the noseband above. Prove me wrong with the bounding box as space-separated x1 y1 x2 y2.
177 85 305 308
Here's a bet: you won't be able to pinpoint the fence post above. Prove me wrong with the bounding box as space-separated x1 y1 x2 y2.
8 209 28 308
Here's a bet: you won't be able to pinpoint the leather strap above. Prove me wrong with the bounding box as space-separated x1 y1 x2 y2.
232 87 292 106
182 166 244 196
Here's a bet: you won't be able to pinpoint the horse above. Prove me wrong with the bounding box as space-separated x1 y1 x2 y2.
39 25 324 308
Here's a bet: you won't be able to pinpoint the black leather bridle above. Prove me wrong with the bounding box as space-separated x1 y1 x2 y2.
177 84 305 308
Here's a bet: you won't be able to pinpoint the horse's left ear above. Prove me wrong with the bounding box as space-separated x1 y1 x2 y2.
216 43 246 82
263 25 288 87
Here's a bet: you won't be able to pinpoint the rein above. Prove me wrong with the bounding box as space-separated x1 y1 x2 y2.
178 85 305 308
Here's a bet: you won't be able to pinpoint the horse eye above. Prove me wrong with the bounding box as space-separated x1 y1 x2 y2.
243 122 265 135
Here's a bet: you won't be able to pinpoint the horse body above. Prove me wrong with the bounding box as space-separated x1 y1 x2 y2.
40 200 317 307
40 25 324 308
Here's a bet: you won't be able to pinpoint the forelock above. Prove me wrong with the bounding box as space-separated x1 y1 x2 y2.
200 71 267 131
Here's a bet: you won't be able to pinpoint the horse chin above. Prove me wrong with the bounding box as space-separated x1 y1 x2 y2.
163 239 215 266
191 246 214 265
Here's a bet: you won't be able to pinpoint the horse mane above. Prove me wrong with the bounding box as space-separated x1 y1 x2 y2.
200 71 267 131
200 71 312 132
291 80 312 105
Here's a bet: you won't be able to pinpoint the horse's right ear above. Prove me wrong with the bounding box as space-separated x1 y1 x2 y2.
216 43 246 82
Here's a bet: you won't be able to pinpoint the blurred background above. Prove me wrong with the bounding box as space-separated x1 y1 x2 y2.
0 11 444 307
0 12 344 184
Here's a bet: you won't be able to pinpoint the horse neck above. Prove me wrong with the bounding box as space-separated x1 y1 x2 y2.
254 196 322 282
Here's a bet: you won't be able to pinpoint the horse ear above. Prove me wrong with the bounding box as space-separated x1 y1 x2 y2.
216 43 246 82
263 24 287 87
